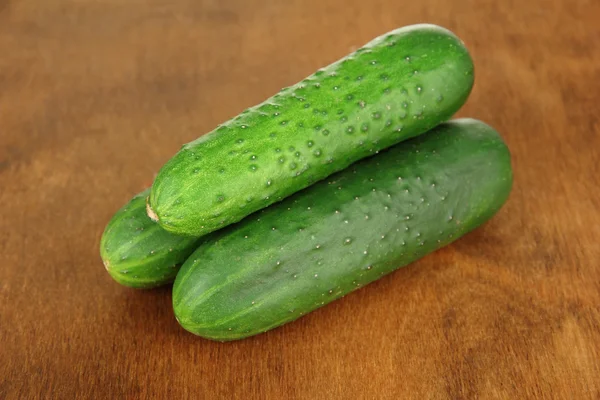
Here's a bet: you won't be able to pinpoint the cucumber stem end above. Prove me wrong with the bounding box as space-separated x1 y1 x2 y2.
146 197 159 222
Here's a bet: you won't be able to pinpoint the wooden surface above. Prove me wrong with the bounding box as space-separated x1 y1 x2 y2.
1 0 599 398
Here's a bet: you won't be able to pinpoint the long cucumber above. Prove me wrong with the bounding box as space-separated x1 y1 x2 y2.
148 24 474 236
172 119 512 340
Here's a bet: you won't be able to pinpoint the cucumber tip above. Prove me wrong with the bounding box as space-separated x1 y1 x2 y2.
146 197 159 222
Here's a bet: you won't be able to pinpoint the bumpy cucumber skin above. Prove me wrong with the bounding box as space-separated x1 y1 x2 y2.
172 119 513 341
100 189 202 288
150 24 475 236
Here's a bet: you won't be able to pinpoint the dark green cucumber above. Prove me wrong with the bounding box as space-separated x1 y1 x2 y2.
100 189 202 288
173 119 512 341
149 23 474 236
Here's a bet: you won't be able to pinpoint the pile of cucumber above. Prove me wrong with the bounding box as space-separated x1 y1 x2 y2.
100 24 512 341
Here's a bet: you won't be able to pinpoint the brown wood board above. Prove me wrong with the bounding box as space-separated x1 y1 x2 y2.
1 0 599 398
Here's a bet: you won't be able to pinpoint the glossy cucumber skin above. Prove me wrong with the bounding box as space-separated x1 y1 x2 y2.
100 189 202 288
172 119 513 341
149 24 475 236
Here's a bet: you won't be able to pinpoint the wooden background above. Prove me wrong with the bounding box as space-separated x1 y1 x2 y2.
1 0 599 398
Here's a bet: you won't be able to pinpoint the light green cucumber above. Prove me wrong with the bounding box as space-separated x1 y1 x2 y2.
100 189 202 288
149 23 475 236
172 119 513 340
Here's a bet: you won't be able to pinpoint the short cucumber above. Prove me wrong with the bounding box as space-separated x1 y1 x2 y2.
100 189 202 288
149 24 474 236
172 119 512 341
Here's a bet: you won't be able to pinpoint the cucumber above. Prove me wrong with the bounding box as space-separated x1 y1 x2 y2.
172 119 512 341
100 189 202 288
148 23 474 236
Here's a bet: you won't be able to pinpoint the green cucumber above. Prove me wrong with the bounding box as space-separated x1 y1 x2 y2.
100 189 202 288
172 119 512 341
149 23 474 236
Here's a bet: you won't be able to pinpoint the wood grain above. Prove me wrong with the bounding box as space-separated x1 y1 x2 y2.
1 0 599 398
